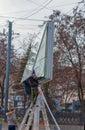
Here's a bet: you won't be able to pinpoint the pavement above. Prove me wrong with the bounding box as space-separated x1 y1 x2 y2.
1 123 84 130
1 123 19 130
0 123 7 130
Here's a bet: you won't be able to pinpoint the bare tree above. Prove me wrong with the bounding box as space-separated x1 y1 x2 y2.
49 2 85 116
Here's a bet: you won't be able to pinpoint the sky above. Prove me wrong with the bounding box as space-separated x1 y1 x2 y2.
0 0 82 49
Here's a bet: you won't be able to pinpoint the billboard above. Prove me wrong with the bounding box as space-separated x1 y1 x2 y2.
21 21 54 83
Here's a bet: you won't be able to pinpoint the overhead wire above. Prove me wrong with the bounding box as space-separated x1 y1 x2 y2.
0 0 84 33
0 15 46 21
1 0 84 54
0 1 82 20
0 0 51 16
14 23 39 27
0 1 81 15
13 24 40 30
23 0 52 18
64 0 84 16
27 0 41 5
0 1 80 18
22 1 81 19
0 9 31 15
0 0 49 19
0 0 49 15
14 26 39 31
51 1 80 8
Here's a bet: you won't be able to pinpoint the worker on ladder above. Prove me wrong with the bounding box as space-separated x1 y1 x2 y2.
23 70 40 106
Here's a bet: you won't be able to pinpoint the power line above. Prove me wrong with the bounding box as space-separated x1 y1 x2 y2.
0 15 47 22
23 0 52 18
0 0 52 17
4 0 52 16
67 0 85 15
0 1 80 16
0 9 31 15
14 23 39 27
14 26 39 31
22 1 81 19
27 0 41 5
0 1 84 31
51 1 80 8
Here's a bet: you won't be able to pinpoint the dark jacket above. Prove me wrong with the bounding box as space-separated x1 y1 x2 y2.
23 80 31 95
28 76 39 88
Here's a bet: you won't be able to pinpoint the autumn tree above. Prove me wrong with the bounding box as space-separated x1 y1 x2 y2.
0 32 19 106
0 37 7 106
49 1 85 117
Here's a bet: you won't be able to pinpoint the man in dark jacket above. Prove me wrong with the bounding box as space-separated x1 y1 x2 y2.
23 69 45 105
23 70 39 104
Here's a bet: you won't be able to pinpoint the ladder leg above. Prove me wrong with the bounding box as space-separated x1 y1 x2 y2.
25 111 34 130
18 103 33 130
41 100 50 130
32 96 40 130
39 86 60 130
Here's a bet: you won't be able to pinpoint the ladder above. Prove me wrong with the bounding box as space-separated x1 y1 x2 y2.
18 86 60 130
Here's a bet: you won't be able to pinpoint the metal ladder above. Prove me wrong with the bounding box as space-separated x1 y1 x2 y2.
18 86 60 130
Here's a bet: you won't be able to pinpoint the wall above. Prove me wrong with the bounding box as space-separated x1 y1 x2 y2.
39 125 84 130
60 125 83 130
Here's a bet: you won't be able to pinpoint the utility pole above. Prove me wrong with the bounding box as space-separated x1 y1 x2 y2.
4 21 12 113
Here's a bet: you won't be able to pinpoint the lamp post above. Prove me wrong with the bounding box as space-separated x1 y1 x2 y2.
4 21 12 113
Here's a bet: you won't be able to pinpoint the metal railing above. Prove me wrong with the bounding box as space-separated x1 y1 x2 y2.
54 112 83 125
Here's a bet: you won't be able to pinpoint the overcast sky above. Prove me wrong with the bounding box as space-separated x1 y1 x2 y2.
0 0 82 50
0 0 81 34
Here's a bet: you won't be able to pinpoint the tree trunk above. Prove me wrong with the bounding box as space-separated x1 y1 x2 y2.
77 81 85 128
1 87 4 106
1 74 5 107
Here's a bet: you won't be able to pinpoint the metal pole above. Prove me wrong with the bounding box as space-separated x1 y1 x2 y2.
4 21 12 112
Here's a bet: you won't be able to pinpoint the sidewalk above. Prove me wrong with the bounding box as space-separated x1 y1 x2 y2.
2 123 19 130
2 123 8 130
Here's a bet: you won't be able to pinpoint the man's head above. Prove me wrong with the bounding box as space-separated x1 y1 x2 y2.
10 108 16 113
32 70 37 78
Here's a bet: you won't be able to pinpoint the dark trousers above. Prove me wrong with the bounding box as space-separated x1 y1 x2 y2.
8 125 16 130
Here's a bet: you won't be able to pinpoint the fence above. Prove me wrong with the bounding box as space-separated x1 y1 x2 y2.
54 112 84 125
0 110 84 126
